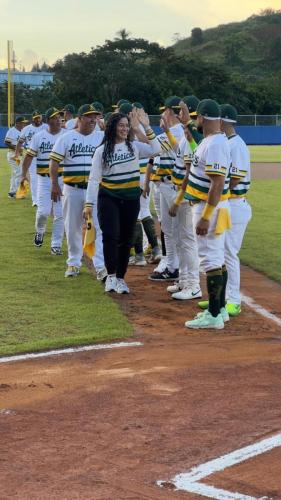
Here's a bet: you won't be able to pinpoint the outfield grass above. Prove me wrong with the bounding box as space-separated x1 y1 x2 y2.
240 180 281 284
249 145 281 163
0 150 132 356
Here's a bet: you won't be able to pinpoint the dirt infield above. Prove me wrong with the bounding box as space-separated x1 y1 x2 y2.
252 162 281 179
1 262 281 499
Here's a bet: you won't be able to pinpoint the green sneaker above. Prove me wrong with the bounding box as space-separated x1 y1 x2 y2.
185 310 224 330
226 303 241 317
198 300 209 310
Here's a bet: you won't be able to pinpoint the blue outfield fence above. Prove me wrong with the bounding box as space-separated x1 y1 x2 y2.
0 125 281 148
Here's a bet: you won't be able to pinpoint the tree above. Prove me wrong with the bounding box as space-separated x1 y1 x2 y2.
191 27 203 46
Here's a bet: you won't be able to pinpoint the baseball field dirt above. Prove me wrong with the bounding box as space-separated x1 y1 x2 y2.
1 261 281 499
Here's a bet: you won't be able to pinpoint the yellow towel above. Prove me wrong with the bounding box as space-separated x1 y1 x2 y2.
215 208 232 235
16 180 29 199
83 216 96 257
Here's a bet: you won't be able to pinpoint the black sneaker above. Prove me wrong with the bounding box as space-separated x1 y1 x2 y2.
8 192 15 198
51 247 62 256
34 233 44 247
149 267 179 281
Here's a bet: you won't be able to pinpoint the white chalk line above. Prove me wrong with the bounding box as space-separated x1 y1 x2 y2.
0 341 143 364
158 433 281 500
241 293 281 328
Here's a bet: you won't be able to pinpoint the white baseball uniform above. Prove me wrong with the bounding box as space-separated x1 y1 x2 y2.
65 118 77 130
27 128 65 248
19 123 47 205
5 126 22 194
225 134 252 305
50 129 104 268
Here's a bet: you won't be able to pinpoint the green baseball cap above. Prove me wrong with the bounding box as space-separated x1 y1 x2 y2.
119 102 133 115
45 107 61 121
220 104 238 123
63 104 75 114
133 102 144 109
182 95 200 117
159 95 182 112
15 116 29 124
112 99 130 110
32 110 42 119
196 99 221 120
104 112 113 124
78 104 101 116
91 101 104 114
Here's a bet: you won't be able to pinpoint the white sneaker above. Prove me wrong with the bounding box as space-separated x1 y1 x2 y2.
105 275 117 292
167 283 182 293
128 256 136 265
65 266 80 278
172 287 202 300
153 257 167 273
96 267 107 282
116 278 130 294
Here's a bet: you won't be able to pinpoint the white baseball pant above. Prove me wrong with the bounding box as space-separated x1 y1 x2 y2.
92 202 105 271
7 151 21 194
192 200 229 272
159 181 179 271
29 157 38 205
152 182 161 221
36 175 64 248
225 198 252 305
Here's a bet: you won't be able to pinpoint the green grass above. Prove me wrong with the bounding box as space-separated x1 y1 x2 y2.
249 145 281 163
240 180 281 283
0 150 132 356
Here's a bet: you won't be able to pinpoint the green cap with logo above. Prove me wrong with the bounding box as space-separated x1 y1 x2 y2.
45 107 61 121
63 104 75 114
91 101 104 114
32 110 42 119
159 95 182 112
77 104 100 116
182 95 200 117
15 116 29 124
196 99 221 120
220 104 238 123
119 102 133 115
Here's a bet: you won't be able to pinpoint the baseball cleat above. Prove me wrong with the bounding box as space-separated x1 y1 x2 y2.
198 300 209 310
153 257 167 273
8 192 16 198
116 278 130 294
105 275 117 292
134 254 147 266
51 247 63 256
64 266 80 277
185 310 224 330
226 303 241 316
34 232 44 247
172 287 202 300
220 307 230 322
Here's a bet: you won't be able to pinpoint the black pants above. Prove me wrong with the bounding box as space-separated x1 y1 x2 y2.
98 189 140 279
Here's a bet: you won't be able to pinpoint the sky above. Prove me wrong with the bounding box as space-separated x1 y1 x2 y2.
0 0 280 70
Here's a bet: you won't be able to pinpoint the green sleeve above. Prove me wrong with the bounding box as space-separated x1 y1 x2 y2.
187 122 203 144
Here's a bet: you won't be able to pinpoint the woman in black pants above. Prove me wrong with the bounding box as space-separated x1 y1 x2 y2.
84 110 161 294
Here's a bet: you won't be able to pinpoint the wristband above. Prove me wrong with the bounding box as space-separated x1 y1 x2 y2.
201 203 215 221
189 138 197 151
174 190 185 206
145 127 155 140
84 203 93 208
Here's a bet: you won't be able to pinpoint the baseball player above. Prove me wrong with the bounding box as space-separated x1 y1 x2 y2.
49 104 104 277
21 107 65 253
149 96 185 281
4 116 29 198
15 110 47 206
182 95 203 145
84 109 162 294
184 99 231 330
63 104 77 130
220 104 252 315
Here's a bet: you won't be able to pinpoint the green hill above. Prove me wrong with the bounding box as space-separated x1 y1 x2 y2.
174 10 281 77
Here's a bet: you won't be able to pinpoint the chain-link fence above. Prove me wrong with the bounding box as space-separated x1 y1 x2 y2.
1 113 281 127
